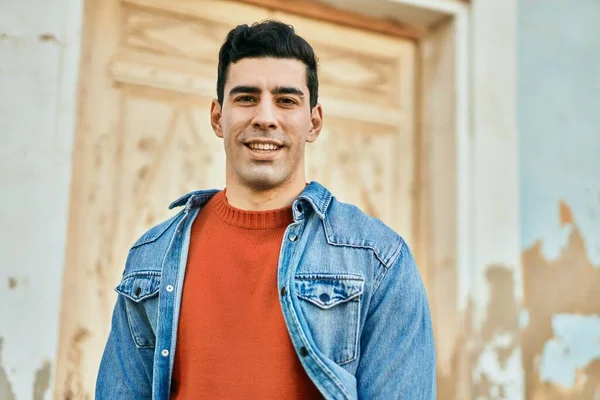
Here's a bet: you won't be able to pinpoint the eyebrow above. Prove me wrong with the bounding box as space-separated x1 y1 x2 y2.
272 86 305 97
228 85 305 98
229 85 261 96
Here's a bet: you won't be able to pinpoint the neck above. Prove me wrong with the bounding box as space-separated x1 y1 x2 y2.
225 174 306 211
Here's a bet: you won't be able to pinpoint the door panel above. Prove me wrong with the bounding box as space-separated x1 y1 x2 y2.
55 1 416 397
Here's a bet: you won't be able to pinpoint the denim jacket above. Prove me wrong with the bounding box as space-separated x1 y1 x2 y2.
96 181 436 399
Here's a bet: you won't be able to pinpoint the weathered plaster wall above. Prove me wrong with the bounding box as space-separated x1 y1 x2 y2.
518 0 600 398
469 0 523 398
0 0 83 398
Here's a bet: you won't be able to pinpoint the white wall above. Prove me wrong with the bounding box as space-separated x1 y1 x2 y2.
518 1 600 397
0 0 83 398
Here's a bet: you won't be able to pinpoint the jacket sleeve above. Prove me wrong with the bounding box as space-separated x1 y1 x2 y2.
95 294 154 399
356 242 436 399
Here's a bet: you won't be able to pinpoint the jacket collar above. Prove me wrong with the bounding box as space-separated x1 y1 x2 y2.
168 189 219 210
168 181 332 219
295 181 332 220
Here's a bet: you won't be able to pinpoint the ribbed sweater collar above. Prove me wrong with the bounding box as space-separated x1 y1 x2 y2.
209 190 293 229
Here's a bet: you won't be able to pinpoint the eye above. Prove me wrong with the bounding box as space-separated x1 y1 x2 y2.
236 96 256 103
277 97 298 106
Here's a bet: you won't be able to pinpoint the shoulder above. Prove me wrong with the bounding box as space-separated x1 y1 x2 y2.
130 211 185 249
324 196 406 268
123 210 185 275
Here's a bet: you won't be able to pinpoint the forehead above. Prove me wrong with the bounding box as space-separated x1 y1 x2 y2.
225 57 307 91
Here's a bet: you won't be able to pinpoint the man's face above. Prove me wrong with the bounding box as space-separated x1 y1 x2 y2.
211 57 322 191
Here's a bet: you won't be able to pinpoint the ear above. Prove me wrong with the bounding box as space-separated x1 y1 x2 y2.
210 99 223 138
307 104 323 143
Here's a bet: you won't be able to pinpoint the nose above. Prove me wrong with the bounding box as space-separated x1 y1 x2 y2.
251 100 278 131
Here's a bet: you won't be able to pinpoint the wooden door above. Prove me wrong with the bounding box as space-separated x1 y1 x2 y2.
54 1 416 397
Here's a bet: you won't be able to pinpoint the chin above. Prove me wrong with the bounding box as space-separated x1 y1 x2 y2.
245 178 283 191
241 173 288 191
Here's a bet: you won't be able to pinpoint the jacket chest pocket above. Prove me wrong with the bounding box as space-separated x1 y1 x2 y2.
294 274 364 365
115 271 161 349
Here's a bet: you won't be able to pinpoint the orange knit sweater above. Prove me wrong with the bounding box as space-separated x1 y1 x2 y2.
170 191 322 399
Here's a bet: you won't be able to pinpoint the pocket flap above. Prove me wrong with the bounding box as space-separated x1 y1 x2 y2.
115 271 161 302
295 274 364 309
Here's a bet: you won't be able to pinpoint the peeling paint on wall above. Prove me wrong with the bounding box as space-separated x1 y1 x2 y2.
0 338 16 400
33 360 51 400
437 266 526 400
539 314 600 389
522 202 600 399
472 266 523 400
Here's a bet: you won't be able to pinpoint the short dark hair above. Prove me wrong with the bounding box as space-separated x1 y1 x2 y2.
217 20 319 108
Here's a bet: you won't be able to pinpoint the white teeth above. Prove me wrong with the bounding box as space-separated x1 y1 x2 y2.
249 143 279 151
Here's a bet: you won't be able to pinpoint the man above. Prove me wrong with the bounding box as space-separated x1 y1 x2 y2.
96 20 436 399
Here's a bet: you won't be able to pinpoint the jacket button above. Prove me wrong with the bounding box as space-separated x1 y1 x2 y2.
166 285 174 292
289 233 298 242
299 347 309 357
280 286 287 296
161 349 169 357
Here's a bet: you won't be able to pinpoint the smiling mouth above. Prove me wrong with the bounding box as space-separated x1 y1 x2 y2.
245 143 282 152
